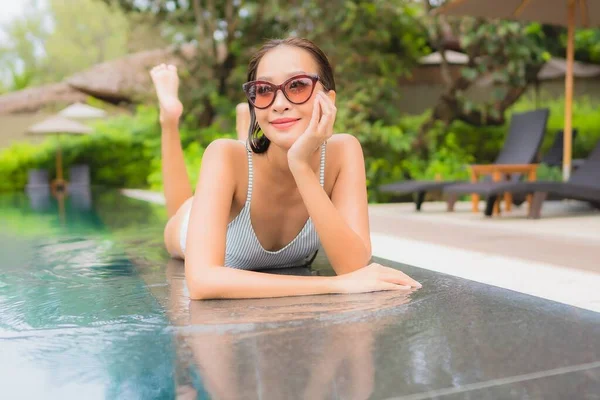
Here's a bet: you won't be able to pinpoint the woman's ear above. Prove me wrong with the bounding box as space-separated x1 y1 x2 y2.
327 90 336 104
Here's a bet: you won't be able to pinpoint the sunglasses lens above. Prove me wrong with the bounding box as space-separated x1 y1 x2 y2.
245 76 316 108
284 77 314 104
247 83 274 108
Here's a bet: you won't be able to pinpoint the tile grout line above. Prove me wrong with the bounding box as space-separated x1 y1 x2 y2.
387 361 600 400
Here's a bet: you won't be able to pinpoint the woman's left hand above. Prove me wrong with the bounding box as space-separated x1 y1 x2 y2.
287 91 336 170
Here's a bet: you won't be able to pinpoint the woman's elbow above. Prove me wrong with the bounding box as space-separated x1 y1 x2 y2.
185 267 220 300
186 277 208 300
188 284 209 300
335 253 372 275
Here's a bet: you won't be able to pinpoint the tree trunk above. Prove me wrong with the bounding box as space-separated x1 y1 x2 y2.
198 97 215 128
413 80 536 154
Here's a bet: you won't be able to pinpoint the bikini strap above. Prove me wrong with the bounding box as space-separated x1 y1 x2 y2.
319 143 326 187
244 141 322 202
245 144 254 204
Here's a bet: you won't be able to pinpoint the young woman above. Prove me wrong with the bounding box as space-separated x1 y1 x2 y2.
150 37 421 300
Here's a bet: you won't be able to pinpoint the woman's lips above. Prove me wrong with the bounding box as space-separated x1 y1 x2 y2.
270 118 300 130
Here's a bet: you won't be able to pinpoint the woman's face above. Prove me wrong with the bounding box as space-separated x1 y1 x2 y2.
252 45 334 150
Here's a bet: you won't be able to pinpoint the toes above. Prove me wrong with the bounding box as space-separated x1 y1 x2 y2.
150 63 177 81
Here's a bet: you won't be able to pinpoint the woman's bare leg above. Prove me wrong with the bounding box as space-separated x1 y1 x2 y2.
149 64 192 218
163 197 193 259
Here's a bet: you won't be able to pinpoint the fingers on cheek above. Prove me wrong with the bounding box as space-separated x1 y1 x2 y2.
321 95 332 113
319 114 332 133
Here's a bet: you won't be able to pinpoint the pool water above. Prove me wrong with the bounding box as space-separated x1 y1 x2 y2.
1 188 599 399
0 190 178 399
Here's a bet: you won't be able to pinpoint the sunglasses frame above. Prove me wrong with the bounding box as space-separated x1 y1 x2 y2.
242 73 320 109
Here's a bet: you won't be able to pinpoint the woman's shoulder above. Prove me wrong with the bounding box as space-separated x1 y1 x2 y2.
201 138 249 199
322 134 364 191
203 138 249 164
328 133 361 147
204 137 248 152
327 133 364 159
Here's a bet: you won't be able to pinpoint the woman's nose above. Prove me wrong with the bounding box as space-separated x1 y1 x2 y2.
271 89 290 112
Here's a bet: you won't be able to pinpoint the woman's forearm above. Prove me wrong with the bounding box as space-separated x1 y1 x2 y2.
186 264 339 300
290 163 371 275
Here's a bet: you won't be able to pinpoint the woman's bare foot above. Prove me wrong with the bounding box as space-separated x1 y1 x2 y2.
150 64 184 127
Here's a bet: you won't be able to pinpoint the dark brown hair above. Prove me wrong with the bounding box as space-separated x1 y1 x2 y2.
245 37 336 153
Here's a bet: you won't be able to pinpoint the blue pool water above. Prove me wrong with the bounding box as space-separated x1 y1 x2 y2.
0 190 180 399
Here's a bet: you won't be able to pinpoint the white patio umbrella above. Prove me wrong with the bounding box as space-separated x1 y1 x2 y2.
58 102 107 120
26 115 93 190
419 50 470 65
436 0 600 181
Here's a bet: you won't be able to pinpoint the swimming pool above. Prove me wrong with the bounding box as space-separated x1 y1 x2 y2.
1 189 599 399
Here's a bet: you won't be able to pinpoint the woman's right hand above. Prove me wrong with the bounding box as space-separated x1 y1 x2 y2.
332 263 422 294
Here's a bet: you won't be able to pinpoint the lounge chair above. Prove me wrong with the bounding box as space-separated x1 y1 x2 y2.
68 164 91 188
24 169 51 210
451 140 600 219
540 129 584 170
445 127 582 211
25 169 50 191
67 164 92 210
378 108 550 210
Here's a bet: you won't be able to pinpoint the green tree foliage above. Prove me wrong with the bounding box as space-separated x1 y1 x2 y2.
0 0 48 90
413 1 549 154
574 29 600 63
106 0 428 130
277 0 429 127
42 0 131 81
0 0 140 90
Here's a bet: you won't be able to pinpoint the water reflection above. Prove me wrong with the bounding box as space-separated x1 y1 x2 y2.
0 191 176 399
152 255 600 400
25 185 92 226
26 186 52 211
163 259 416 400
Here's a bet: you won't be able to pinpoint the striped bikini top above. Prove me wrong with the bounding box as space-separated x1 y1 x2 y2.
223 142 326 270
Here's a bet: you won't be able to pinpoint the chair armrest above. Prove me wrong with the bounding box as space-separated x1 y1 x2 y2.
470 164 538 175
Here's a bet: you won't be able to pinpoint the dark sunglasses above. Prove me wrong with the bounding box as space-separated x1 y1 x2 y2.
242 74 320 109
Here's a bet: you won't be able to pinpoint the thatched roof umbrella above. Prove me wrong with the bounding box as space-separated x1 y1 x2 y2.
58 102 107 120
26 116 93 191
419 50 470 65
532 58 600 106
436 0 600 180
537 57 600 80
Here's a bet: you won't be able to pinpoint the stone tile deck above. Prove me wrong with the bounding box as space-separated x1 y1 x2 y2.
122 189 600 312
368 200 600 273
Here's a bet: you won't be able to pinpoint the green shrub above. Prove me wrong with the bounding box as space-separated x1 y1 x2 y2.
512 95 600 158
358 95 600 202
0 106 160 192
0 104 237 193
0 141 54 192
